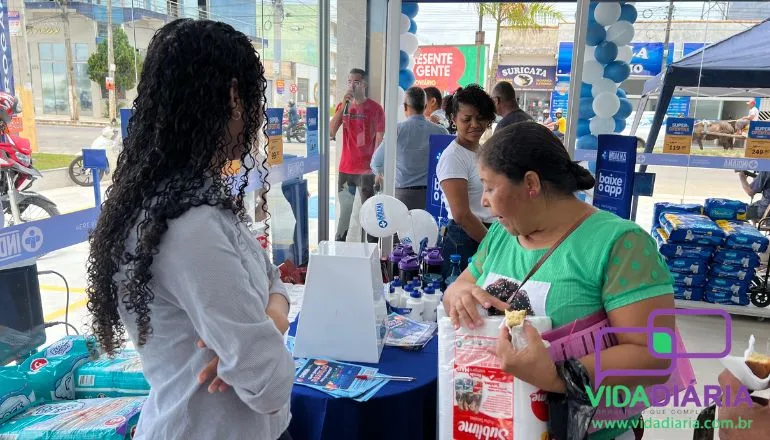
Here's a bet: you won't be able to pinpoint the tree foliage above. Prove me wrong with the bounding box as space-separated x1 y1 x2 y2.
87 27 143 94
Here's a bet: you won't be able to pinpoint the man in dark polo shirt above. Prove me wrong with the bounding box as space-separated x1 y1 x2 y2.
491 81 532 132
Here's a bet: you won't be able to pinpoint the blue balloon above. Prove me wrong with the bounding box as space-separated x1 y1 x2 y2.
577 135 599 150
588 161 597 174
594 41 618 64
399 51 410 70
589 2 598 22
616 98 633 119
399 69 415 90
604 61 631 83
580 82 593 98
614 117 627 133
616 88 627 99
620 4 638 23
401 3 419 18
579 97 596 119
586 21 606 46
409 20 417 34
577 118 591 137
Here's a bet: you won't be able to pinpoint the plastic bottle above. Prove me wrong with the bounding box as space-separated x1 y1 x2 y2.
432 282 444 301
398 255 420 283
388 245 406 281
390 277 404 308
406 289 424 321
422 285 440 322
401 284 415 311
445 254 462 287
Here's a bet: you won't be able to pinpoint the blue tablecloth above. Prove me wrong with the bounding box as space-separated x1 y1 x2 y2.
288 319 438 440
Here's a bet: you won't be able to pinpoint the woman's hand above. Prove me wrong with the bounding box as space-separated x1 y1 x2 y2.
717 369 770 439
443 283 508 330
196 340 230 393
494 323 566 394
266 293 290 334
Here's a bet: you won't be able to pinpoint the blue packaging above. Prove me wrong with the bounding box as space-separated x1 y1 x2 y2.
673 285 704 301
0 397 144 440
716 220 770 253
74 350 150 399
652 202 703 230
672 272 708 287
660 213 725 246
704 198 749 221
705 290 750 306
0 367 38 424
652 228 715 259
709 264 756 282
18 336 99 403
706 277 751 297
666 258 709 275
713 249 761 269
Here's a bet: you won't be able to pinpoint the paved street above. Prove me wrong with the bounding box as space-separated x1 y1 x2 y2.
37 124 105 155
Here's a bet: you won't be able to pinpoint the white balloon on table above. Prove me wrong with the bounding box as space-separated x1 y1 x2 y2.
359 195 409 238
397 209 440 248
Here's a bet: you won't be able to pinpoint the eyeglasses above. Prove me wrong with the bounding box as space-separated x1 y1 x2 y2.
347 80 362 86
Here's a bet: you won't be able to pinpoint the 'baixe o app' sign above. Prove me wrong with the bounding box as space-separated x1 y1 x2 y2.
592 135 637 220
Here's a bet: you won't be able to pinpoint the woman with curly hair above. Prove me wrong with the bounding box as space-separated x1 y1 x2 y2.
85 19 294 439
438 85 498 275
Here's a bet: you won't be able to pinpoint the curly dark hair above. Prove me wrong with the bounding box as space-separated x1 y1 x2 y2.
85 19 269 355
479 122 595 195
443 84 496 132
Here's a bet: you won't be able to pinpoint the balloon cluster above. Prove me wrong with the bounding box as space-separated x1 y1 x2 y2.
576 1 637 151
399 4 419 121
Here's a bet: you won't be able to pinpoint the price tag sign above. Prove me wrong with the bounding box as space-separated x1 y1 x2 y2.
266 108 284 166
744 121 770 159
663 117 694 155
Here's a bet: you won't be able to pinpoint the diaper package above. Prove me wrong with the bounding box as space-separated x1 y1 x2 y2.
706 277 751 297
666 258 709 275
705 289 750 306
710 264 756 282
672 272 708 288
0 397 145 440
673 285 704 301
704 198 748 221
652 202 703 231
660 213 725 246
0 367 37 424
713 249 761 269
18 336 99 403
716 220 770 253
652 228 714 260
74 350 150 399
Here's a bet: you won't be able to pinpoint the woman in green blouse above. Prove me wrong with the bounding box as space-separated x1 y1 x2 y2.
442 122 677 440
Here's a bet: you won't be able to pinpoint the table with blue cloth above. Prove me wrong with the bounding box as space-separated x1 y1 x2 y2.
288 319 438 440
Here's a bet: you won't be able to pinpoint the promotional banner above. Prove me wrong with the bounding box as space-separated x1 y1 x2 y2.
0 2 14 94
745 121 770 159
683 42 709 58
663 117 695 155
667 97 691 118
305 107 318 156
550 90 569 119
425 134 455 224
412 45 487 93
0 208 99 268
496 65 556 91
593 135 637 220
558 42 673 77
266 108 284 166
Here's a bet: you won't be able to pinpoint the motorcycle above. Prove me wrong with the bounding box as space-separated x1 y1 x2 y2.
1 134 60 227
284 120 306 143
68 124 121 187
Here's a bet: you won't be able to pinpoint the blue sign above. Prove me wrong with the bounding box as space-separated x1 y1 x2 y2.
425 134 455 224
550 89 569 118
0 3 14 94
557 42 674 77
593 135 637 219
306 107 318 156
576 149 770 172
0 208 99 268
120 108 133 139
265 108 283 137
667 96 691 118
682 43 709 58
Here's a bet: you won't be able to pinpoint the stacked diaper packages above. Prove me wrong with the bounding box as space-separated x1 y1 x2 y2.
18 336 99 403
651 202 703 234
704 198 749 221
0 367 37 424
0 397 145 440
74 350 150 399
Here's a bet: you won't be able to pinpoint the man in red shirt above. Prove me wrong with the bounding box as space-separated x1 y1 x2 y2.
330 68 385 242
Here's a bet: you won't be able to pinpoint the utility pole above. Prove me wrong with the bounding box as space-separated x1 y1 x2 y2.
60 0 79 121
660 0 674 76
474 8 484 86
107 0 116 121
273 0 283 108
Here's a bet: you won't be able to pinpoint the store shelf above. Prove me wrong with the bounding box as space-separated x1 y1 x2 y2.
675 299 770 319
574 150 770 172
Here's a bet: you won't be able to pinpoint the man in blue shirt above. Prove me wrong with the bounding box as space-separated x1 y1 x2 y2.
371 87 449 210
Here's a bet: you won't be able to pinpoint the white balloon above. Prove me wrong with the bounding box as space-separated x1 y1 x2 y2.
592 92 621 118
398 209 440 248
408 55 416 70
400 14 411 34
617 45 633 63
359 195 409 238
590 116 616 135
606 21 635 46
591 78 617 98
400 33 419 55
594 2 622 26
397 87 407 122
582 59 605 85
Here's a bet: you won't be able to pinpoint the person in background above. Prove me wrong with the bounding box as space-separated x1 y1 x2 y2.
716 369 770 439
287 100 300 130
546 108 566 140
737 99 760 135
424 86 449 129
437 84 497 275
371 87 449 210
739 170 770 222
442 95 456 134
84 19 294 440
539 108 552 125
330 68 385 242
491 81 532 132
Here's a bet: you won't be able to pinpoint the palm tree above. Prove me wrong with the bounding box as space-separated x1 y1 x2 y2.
476 3 564 92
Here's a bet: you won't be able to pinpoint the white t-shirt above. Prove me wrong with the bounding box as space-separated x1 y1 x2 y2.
749 107 760 121
436 140 495 223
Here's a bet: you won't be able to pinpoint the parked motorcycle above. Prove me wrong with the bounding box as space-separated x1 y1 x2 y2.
284 120 307 143
68 124 121 187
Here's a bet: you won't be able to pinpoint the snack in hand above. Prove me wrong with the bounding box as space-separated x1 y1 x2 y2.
504 309 527 328
486 279 534 316
746 352 770 379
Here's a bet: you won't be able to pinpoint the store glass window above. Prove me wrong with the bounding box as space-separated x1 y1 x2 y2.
74 44 93 115
297 77 309 104
39 43 69 115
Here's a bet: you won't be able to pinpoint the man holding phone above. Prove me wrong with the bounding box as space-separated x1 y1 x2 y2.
330 68 385 242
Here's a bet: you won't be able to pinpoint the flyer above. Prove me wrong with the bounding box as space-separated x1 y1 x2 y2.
265 108 284 166
385 313 437 349
293 358 388 401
